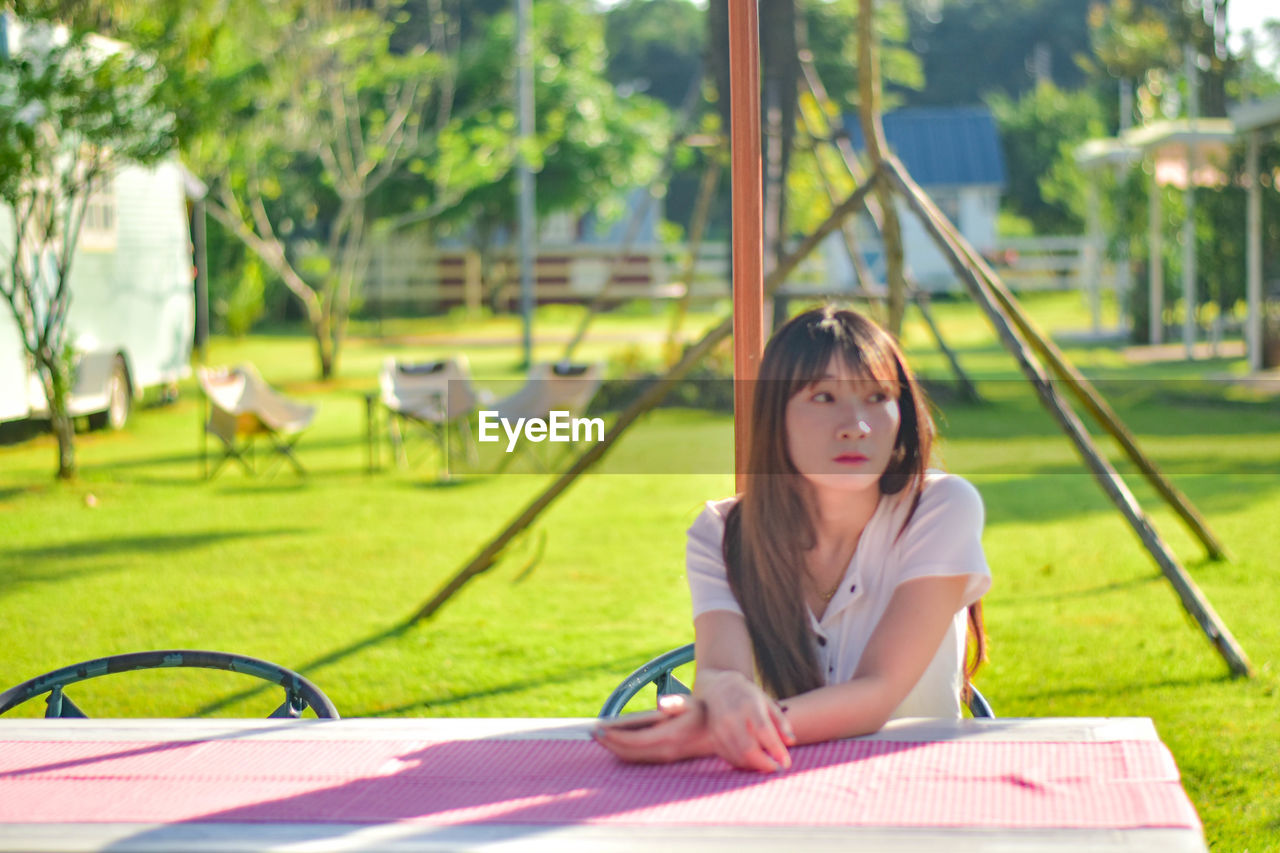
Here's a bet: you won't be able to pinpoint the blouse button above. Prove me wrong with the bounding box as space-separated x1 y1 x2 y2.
850 584 857 593
816 636 827 646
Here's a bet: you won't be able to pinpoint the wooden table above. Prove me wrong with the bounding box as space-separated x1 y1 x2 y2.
0 716 1207 852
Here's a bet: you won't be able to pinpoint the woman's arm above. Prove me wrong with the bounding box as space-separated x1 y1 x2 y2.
695 575 968 753
595 575 969 769
780 574 970 743
692 610 796 770
594 611 794 772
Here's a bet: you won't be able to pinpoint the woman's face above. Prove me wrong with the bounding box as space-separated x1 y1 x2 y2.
784 356 902 496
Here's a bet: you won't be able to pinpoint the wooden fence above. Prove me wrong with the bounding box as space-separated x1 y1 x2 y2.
362 235 1119 314
986 236 1125 293
364 242 723 312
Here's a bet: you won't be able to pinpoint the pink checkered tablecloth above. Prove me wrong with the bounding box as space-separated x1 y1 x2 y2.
0 733 1201 831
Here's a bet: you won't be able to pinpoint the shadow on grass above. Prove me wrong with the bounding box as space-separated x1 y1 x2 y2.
1013 672 1235 705
0 528 309 596
998 574 1163 605
191 621 417 717
0 485 44 504
362 648 677 717
84 433 370 475
191 614 673 719
0 420 44 446
932 379 1280 441
975 470 1280 526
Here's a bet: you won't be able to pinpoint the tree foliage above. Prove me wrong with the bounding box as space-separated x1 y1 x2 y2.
419 0 669 297
180 0 447 379
905 0 1092 106
0 17 176 479
987 82 1104 234
603 0 704 109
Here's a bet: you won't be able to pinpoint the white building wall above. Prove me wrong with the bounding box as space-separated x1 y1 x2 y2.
814 183 1003 294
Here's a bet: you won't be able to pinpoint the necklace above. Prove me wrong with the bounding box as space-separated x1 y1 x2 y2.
809 573 843 603
808 549 856 604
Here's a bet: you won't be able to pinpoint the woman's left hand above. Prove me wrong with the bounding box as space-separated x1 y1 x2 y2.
591 694 713 765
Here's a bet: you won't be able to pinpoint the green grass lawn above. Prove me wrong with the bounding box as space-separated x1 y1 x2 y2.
1 292 1277 850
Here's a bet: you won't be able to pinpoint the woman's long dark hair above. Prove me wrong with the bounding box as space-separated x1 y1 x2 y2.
722 306 986 699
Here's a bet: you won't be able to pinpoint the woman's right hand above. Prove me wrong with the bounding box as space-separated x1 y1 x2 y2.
697 669 795 772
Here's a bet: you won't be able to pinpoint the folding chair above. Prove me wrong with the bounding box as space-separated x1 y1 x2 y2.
0 650 339 719
598 643 995 719
369 355 492 474
197 364 317 479
486 361 604 472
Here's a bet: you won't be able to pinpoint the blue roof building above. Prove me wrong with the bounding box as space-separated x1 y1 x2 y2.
844 107 1007 188
830 106 1007 291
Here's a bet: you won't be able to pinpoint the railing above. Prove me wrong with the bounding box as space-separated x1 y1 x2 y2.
363 236 1122 313
986 235 1124 293
363 241 847 312
364 242 731 312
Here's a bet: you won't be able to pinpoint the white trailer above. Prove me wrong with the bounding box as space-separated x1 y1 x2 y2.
0 157 195 429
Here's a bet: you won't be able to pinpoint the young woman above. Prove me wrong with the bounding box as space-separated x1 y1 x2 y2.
594 306 990 772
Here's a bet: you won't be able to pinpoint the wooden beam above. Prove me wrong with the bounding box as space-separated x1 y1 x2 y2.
856 0 907 335
408 178 879 624
728 0 765 493
884 156 1252 678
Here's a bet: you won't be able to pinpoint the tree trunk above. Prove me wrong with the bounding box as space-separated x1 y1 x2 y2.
51 405 76 481
35 352 76 480
315 310 336 381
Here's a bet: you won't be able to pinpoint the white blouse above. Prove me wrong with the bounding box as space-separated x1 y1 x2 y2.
685 470 992 718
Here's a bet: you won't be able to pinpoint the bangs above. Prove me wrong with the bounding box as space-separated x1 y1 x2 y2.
779 312 901 396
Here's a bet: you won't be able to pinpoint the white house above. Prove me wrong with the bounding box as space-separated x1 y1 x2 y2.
835 106 1007 293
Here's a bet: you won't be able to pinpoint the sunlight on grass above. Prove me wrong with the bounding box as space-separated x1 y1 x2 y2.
1 294 1277 849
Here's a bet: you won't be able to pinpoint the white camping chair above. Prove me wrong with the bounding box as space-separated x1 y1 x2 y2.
197 364 317 479
486 361 604 472
373 355 492 474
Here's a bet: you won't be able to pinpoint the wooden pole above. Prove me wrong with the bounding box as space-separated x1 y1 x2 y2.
1246 130 1263 372
1149 166 1164 345
1183 47 1200 360
885 156 1230 562
798 52 980 403
409 178 879 623
796 99 883 309
1084 176 1102 334
884 157 1251 678
728 0 765 493
515 0 536 366
911 293 983 404
666 154 723 361
856 0 906 336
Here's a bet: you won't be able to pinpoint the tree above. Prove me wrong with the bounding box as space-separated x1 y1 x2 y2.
186 0 447 379
423 0 670 303
987 82 1105 234
603 0 705 109
905 0 1093 107
0 18 176 480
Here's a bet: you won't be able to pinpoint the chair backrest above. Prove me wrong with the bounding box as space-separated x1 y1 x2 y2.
198 364 315 436
599 643 996 720
380 356 480 422
197 365 248 413
491 361 603 423
235 364 316 433
197 366 257 443
0 650 339 719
